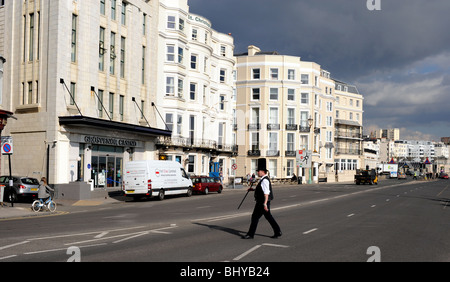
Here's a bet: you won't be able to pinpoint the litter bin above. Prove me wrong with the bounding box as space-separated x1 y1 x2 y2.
88 179 94 191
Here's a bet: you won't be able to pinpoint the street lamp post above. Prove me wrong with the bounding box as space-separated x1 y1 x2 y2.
308 116 314 184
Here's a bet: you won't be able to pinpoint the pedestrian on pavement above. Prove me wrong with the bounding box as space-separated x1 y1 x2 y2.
413 171 417 180
242 158 282 239
38 177 54 202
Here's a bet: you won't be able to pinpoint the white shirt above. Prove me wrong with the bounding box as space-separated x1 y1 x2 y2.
260 175 271 195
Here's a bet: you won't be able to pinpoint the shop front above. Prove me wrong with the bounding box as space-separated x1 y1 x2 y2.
59 116 172 191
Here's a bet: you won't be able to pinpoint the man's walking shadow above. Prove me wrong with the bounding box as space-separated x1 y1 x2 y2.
193 222 271 238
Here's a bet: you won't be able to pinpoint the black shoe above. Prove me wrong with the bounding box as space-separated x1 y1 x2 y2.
271 232 282 239
242 234 254 239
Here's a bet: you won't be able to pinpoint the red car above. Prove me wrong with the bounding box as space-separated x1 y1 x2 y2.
439 173 449 179
191 176 223 195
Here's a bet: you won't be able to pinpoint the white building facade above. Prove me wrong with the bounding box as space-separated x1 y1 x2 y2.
155 0 237 182
0 0 175 189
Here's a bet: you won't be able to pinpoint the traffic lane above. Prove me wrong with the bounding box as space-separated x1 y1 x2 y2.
241 180 450 262
0 181 376 236
0 180 423 261
79 180 435 262
0 182 384 262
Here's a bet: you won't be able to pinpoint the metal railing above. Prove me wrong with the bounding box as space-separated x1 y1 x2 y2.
156 136 238 153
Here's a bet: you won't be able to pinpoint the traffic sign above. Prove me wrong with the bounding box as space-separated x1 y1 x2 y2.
296 149 311 168
231 164 237 170
1 136 13 155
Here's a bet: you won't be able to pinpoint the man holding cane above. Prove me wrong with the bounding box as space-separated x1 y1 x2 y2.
242 158 282 239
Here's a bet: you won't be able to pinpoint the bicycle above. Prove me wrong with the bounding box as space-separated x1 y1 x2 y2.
31 195 57 212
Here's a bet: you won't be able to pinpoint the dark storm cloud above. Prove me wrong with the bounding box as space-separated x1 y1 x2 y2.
190 0 450 79
188 0 450 139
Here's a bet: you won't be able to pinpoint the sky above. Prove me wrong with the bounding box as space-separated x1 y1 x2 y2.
188 0 450 141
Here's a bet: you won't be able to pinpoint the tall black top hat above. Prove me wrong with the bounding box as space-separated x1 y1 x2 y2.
256 158 267 172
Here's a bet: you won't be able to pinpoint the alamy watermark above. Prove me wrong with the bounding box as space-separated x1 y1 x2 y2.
367 0 381 11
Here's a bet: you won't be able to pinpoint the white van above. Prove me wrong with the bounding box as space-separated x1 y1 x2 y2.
123 160 193 200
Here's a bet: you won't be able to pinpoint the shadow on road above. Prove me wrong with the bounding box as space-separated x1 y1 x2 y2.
193 222 273 239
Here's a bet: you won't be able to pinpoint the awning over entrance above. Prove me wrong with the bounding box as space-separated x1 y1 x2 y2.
59 115 172 137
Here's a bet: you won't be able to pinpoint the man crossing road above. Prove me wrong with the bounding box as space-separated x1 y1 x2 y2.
242 158 282 239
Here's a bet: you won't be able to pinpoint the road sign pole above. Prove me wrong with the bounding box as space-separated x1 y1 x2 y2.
8 154 13 207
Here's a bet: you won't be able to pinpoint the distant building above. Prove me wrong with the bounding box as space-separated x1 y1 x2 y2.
441 137 450 145
376 128 400 141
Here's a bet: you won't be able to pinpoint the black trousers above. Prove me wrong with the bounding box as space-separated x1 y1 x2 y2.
247 201 281 237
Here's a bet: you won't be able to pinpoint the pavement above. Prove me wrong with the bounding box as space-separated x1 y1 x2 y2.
0 188 124 220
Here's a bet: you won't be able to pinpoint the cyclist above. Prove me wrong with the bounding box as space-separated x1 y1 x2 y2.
38 177 54 204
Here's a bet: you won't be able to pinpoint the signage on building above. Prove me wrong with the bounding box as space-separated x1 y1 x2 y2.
82 135 138 147
188 14 212 28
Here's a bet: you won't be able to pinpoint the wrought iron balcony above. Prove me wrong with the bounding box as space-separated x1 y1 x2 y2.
285 150 296 157
299 126 311 132
248 149 261 156
286 124 298 131
335 130 362 139
266 150 280 157
267 124 280 130
335 147 361 155
248 123 261 130
156 136 238 153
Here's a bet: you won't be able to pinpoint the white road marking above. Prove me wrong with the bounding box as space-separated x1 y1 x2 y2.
303 228 318 235
347 213 355 217
28 226 147 241
0 255 17 260
95 232 110 239
113 231 150 244
0 241 29 251
24 243 107 255
262 243 289 248
233 243 289 261
233 245 261 261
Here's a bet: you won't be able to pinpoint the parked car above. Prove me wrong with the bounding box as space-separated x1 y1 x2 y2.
397 172 407 179
439 173 449 179
0 176 40 202
191 176 223 195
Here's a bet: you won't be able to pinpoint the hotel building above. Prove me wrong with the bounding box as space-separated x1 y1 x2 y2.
235 45 364 183
0 0 169 190
333 80 364 181
0 0 237 190
155 0 237 182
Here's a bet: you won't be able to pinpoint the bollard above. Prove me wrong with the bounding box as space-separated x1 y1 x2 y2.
0 185 4 206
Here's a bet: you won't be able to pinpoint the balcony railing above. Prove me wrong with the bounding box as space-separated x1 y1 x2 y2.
335 147 361 155
248 150 261 156
248 123 261 130
266 150 280 157
285 150 296 157
286 124 298 131
299 126 311 133
267 124 280 130
335 131 362 139
156 136 238 153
